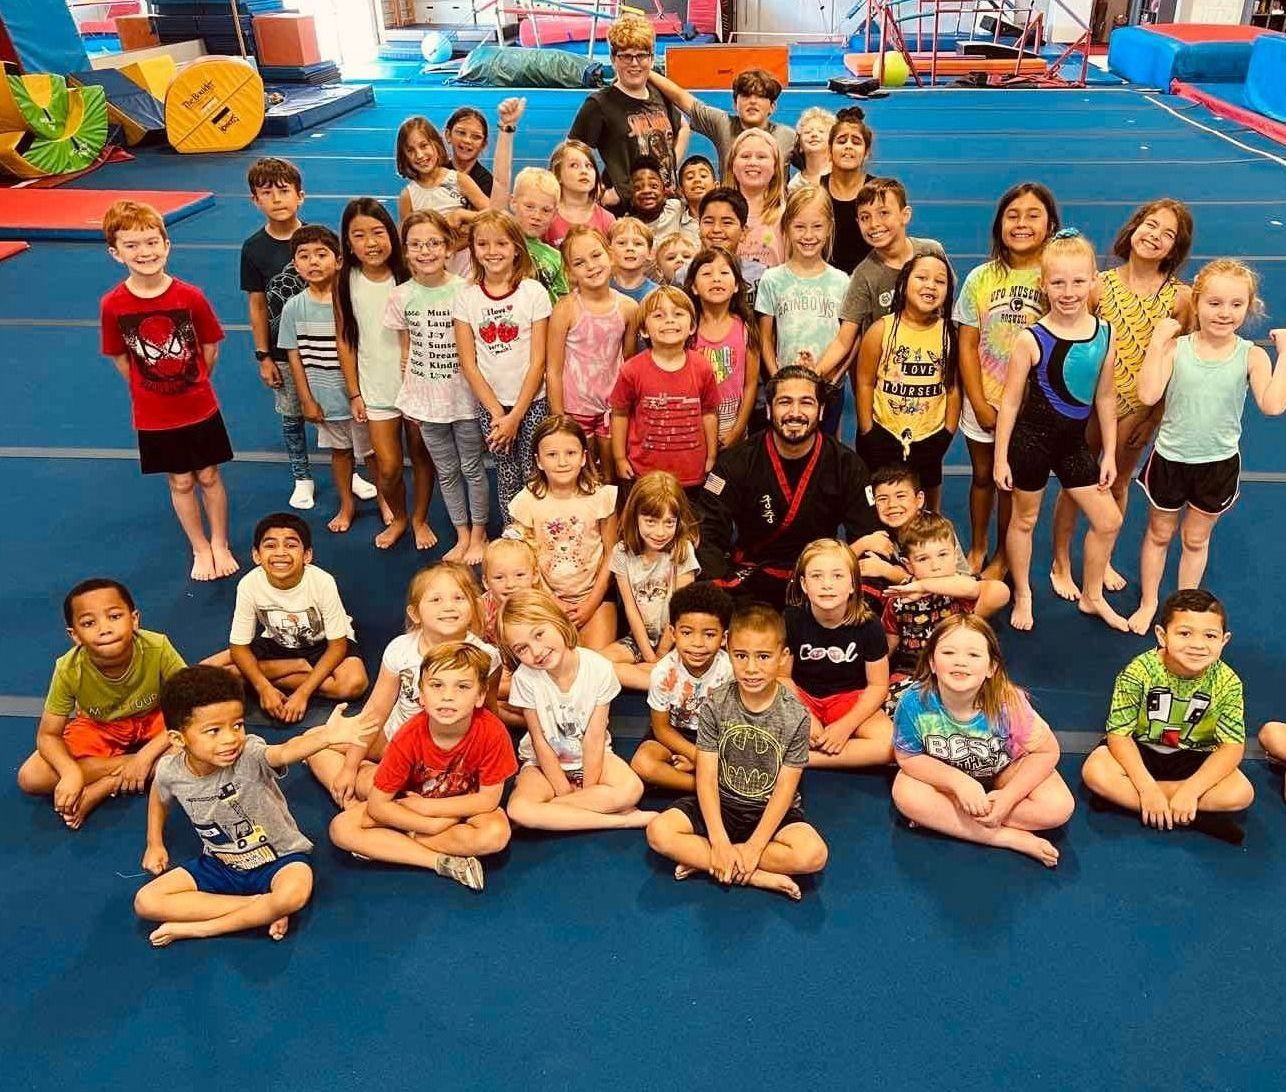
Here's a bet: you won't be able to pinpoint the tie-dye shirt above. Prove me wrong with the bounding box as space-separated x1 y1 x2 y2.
893 684 1045 781
952 262 1045 409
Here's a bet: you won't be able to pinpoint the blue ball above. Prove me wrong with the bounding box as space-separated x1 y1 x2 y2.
420 31 452 64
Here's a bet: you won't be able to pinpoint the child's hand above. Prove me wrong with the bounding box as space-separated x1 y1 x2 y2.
488 412 518 452
993 460 1013 492
53 770 85 816
855 530 896 558
1271 328 1286 352
258 683 288 720
734 841 765 882
551 770 575 797
670 753 694 773
258 356 283 389
350 394 368 424
972 402 998 431
601 187 620 209
1155 317 1183 342
1138 782 1173 829
498 96 526 128
321 702 380 749
815 721 853 756
808 715 824 747
884 580 924 599
1098 453 1117 491
279 690 309 724
300 397 323 423
330 765 359 809
142 844 169 876
977 789 1015 828
710 838 739 884
119 752 153 795
615 457 636 481
953 776 990 818
795 349 817 373
1169 783 1200 826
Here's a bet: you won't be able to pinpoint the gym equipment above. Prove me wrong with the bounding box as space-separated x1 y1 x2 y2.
421 30 454 63
454 43 608 88
164 55 264 153
879 49 910 84
1244 30 1286 125
662 44 789 88
1107 22 1270 87
0 73 108 179
0 241 31 263
0 188 213 240
68 69 166 147
261 84 376 136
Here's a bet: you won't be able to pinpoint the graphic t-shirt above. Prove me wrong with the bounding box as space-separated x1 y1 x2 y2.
526 237 570 304
154 736 313 870
739 209 784 269
380 630 502 739
647 649 734 741
839 238 947 336
384 275 475 423
100 278 225 431
239 227 307 359
696 681 810 809
882 593 970 675
510 648 621 770
610 541 699 645
569 84 681 197
279 291 347 420
452 279 552 405
755 263 849 372
871 315 951 444
1106 649 1245 752
349 269 404 411
953 262 1045 409
610 349 720 487
44 630 186 722
373 707 517 798
508 485 619 604
229 565 355 649
784 606 888 698
894 685 1046 781
694 316 749 434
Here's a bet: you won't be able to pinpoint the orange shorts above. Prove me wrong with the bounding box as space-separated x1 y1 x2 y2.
62 708 166 759
796 688 865 726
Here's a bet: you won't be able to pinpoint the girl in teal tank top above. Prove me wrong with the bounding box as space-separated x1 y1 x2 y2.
1128 259 1286 635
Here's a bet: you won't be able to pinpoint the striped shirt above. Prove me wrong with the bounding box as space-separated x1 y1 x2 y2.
278 290 348 421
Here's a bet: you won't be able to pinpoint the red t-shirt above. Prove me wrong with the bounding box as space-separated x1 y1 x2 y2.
373 707 517 798
610 349 719 487
100 277 225 431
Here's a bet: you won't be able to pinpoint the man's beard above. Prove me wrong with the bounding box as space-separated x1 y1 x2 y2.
772 416 818 445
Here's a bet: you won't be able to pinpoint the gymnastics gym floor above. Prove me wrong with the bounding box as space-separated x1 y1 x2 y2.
2 85 1285 1090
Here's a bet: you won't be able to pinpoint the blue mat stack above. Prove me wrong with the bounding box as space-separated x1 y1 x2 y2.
150 0 285 58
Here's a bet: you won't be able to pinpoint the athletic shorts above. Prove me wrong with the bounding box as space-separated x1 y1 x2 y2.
137 410 233 476
181 851 311 896
315 418 374 457
795 687 865 726
1137 449 1240 516
1009 415 1098 492
858 424 955 489
670 793 807 845
568 410 610 439
615 635 649 664
248 635 359 666
62 708 166 760
958 398 994 444
364 405 401 423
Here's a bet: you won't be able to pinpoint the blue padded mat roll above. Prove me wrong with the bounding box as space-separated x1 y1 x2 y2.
262 84 376 136
1107 25 1256 86
1245 32 1286 124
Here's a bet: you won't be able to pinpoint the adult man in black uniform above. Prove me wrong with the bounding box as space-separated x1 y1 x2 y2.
696 366 892 609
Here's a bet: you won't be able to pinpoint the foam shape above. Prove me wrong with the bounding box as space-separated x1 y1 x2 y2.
121 56 179 99
0 80 108 180
261 83 374 136
116 13 161 49
0 188 214 240
663 44 789 89
69 70 166 147
1245 32 1286 127
0 74 74 141
164 56 264 153
0 241 30 263
253 13 321 66
1107 24 1267 87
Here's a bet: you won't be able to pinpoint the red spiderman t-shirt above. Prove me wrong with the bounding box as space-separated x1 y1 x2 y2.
373 707 517 799
100 278 225 431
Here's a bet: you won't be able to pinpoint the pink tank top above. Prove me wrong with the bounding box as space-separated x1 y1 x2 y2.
544 204 617 248
695 315 748 433
563 291 626 418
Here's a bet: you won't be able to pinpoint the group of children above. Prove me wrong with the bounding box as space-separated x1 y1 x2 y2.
32 60 1283 941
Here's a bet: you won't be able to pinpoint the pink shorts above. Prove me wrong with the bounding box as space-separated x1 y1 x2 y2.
63 708 166 759
796 688 865 726
568 410 610 439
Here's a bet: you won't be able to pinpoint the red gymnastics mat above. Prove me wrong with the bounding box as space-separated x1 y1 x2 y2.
0 241 30 262
0 188 214 240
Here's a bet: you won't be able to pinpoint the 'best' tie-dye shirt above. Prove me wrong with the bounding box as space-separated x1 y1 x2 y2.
893 684 1046 781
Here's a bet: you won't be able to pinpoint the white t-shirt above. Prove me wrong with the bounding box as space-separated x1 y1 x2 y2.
509 647 620 769
609 541 698 645
384 275 476 423
229 565 355 648
379 630 502 738
350 269 404 411
646 648 734 741
451 278 551 406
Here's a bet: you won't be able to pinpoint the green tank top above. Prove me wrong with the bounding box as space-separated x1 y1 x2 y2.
1155 334 1250 465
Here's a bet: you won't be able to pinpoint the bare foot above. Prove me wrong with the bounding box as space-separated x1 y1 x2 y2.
268 915 290 941
328 509 353 534
748 869 802 900
442 533 469 563
1127 600 1157 636
981 556 1009 583
1103 563 1127 592
1079 594 1130 632
190 548 216 581
965 548 987 577
674 863 698 881
62 776 120 829
378 498 395 526
623 809 660 829
1049 567 1080 602
1009 593 1034 632
375 516 408 549
463 534 488 567
412 520 438 551
149 920 204 947
211 543 240 579
999 828 1060 868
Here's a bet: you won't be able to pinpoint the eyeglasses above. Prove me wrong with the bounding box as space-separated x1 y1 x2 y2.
406 239 448 252
612 51 653 64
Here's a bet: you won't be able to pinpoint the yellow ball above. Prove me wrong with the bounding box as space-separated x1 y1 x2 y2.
880 51 910 87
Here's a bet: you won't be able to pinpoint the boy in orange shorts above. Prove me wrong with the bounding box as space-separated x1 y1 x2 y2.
17 578 186 828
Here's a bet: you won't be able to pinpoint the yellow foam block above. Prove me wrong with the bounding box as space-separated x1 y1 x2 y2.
164 56 264 154
121 55 177 99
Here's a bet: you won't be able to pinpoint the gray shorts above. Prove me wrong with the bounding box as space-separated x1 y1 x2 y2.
316 418 373 457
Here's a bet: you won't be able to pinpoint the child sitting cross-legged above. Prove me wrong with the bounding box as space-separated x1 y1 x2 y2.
18 579 186 829
891 614 1073 867
631 582 735 793
206 513 368 724
1082 589 1253 842
646 603 829 900
329 643 516 890
134 666 376 947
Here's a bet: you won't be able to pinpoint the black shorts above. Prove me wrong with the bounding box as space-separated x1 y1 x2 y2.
249 635 358 666
1137 448 1240 516
137 409 234 475
1101 737 1210 782
857 424 954 489
1008 413 1098 492
670 793 807 844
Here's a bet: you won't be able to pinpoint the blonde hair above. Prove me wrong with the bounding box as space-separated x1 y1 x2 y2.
498 589 578 668
607 12 654 52
796 106 837 137
619 470 698 560
483 536 537 578
548 139 601 198
468 210 536 287
723 128 785 226
654 233 689 261
1192 258 1264 322
787 538 871 625
514 166 560 201
638 284 696 330
1040 230 1098 279
609 215 654 248
527 415 600 497
420 640 492 686
559 226 612 282
103 200 167 248
780 184 834 261
912 614 1027 728
405 562 484 637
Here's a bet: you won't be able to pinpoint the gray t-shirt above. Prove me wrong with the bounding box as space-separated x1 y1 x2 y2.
696 680 810 809
154 735 312 870
687 98 796 177
839 237 948 337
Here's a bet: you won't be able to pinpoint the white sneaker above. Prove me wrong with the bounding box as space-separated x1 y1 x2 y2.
288 479 316 510
352 473 377 500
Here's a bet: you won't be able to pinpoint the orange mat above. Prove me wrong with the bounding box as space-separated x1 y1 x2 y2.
0 240 30 262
